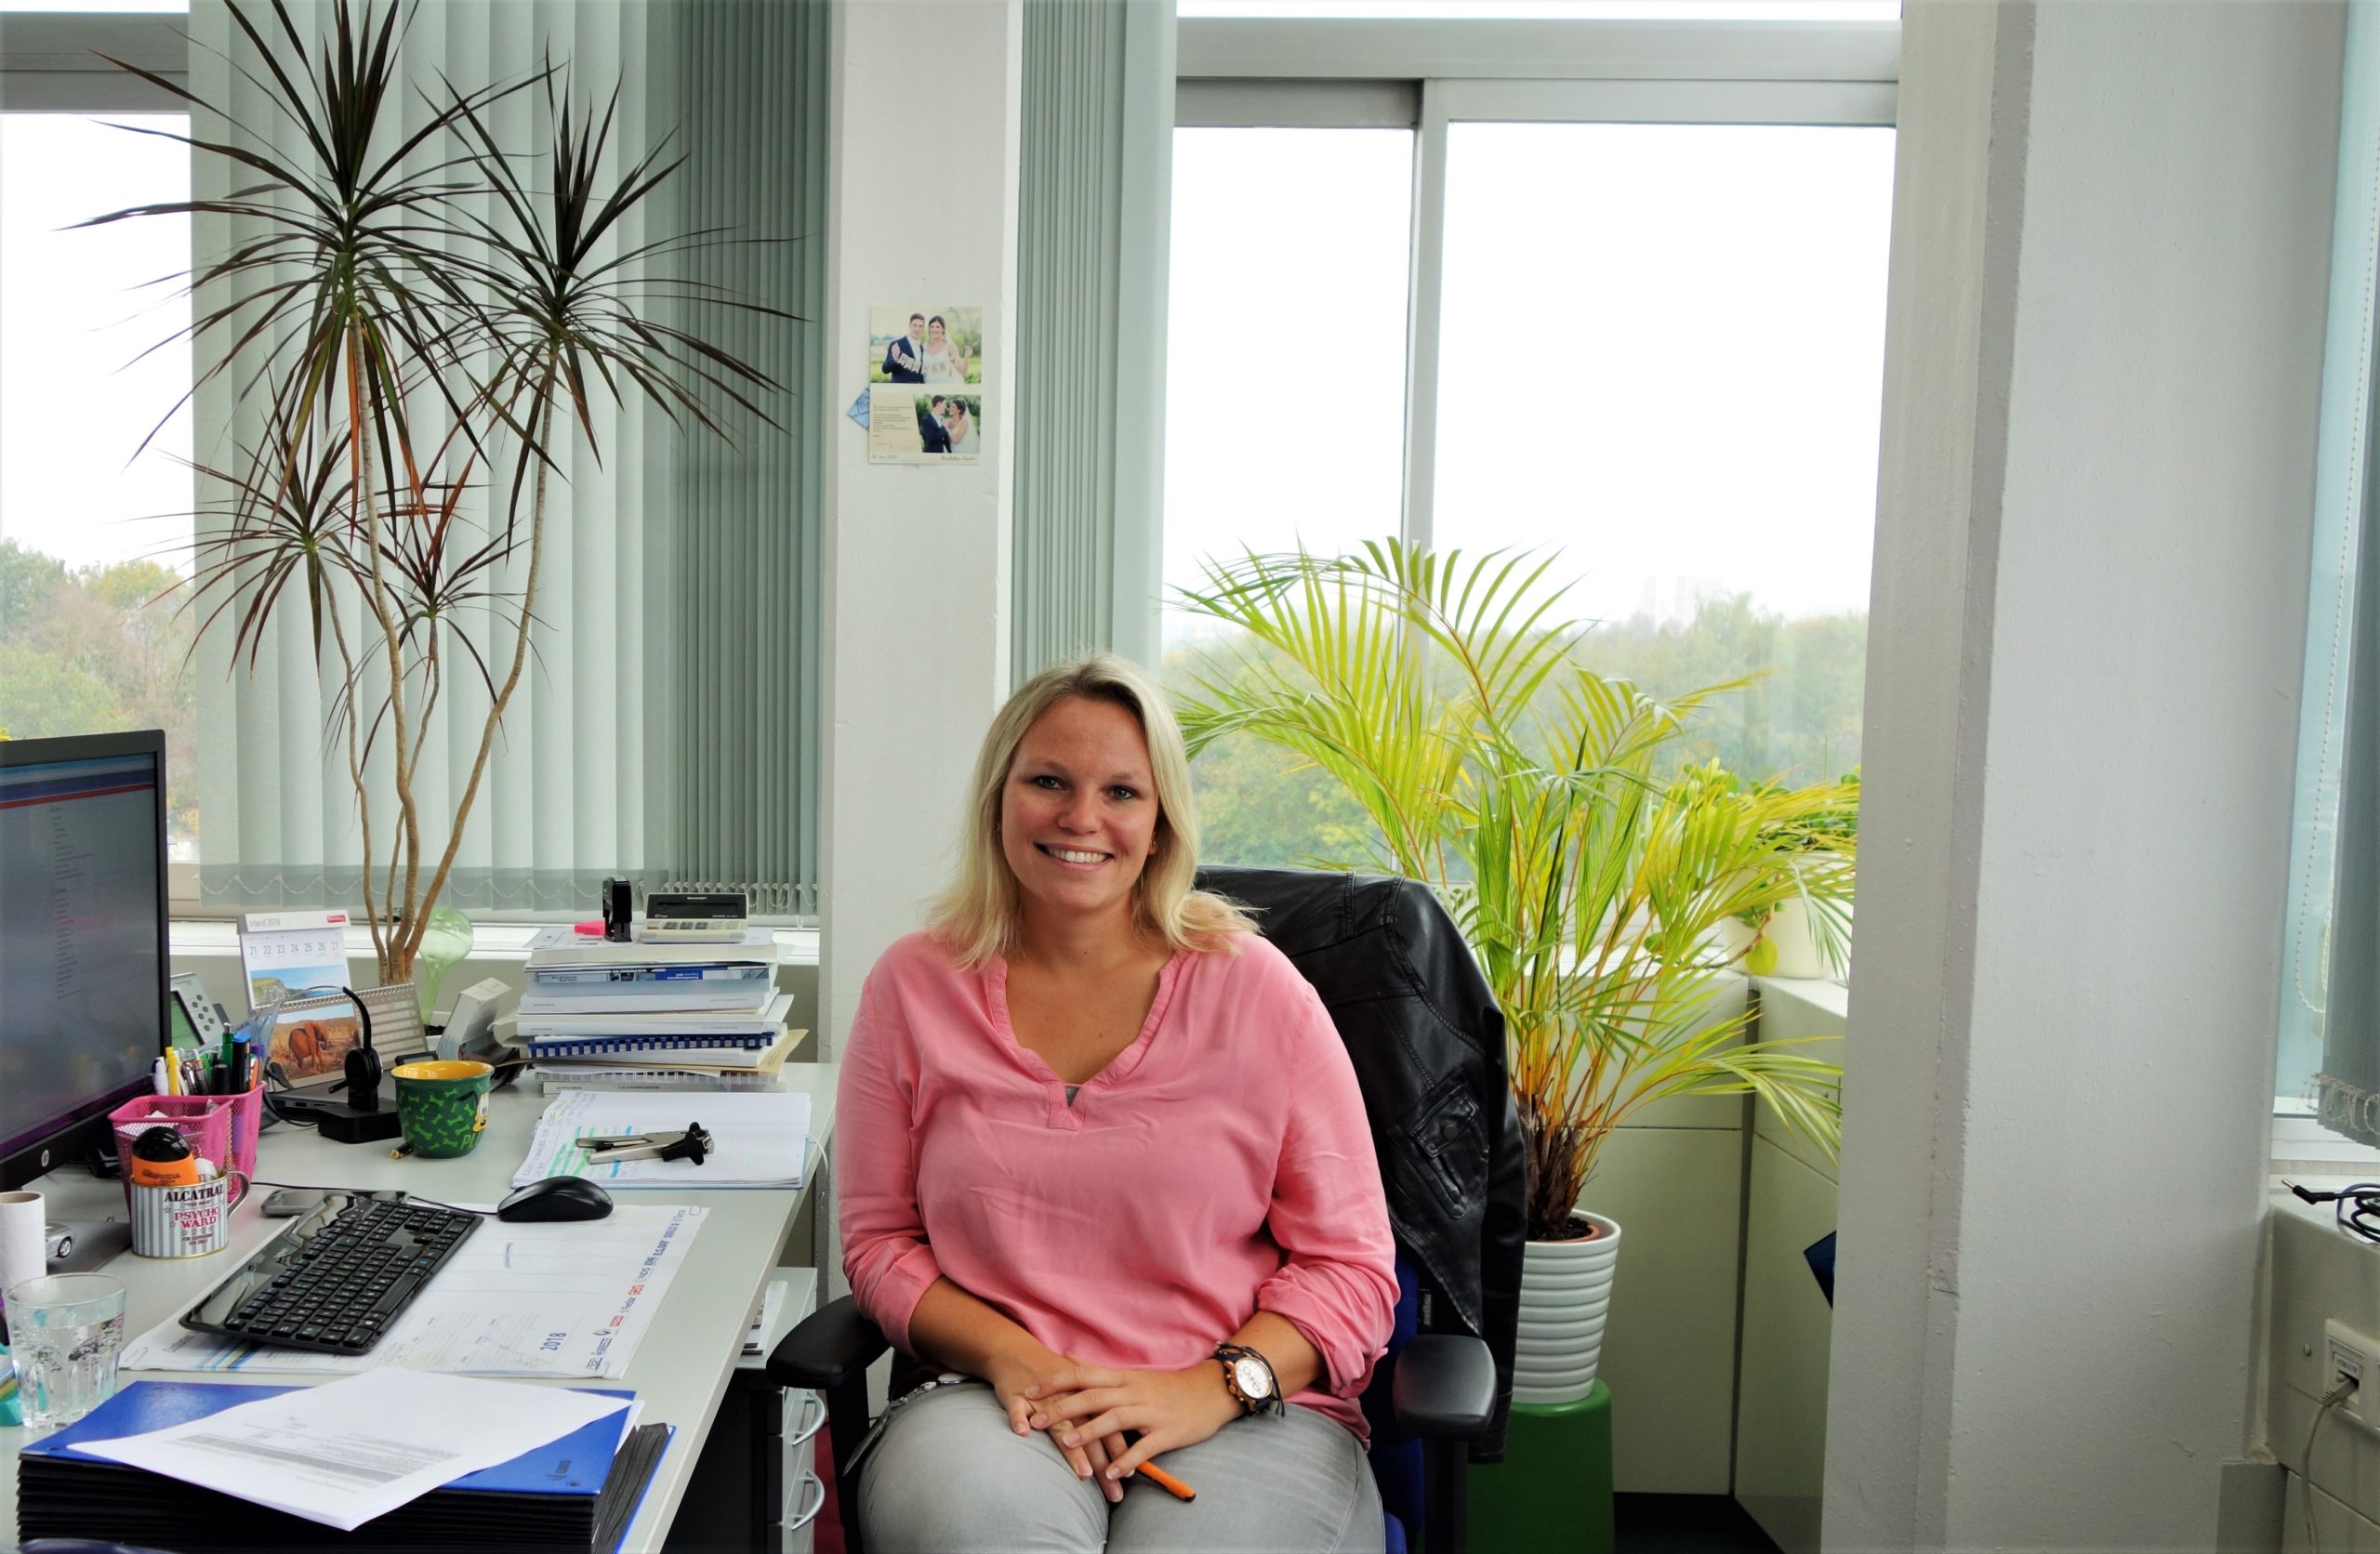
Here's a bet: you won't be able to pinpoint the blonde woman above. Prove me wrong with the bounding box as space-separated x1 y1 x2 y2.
837 653 1396 1551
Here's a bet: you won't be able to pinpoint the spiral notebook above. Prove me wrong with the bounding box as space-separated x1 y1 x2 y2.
527 1031 777 1060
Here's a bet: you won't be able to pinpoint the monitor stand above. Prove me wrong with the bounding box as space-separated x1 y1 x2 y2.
46 1218 131 1273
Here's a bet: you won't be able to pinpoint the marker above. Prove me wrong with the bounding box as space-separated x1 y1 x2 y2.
1132 1460 1196 1502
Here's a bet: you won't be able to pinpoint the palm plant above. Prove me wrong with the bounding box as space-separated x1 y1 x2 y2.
1173 541 1857 1242
91 0 785 978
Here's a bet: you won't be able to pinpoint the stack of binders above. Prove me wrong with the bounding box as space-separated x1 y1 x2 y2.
517 926 802 1094
17 1380 670 1550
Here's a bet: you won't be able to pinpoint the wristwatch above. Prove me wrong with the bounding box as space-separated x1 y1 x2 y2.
1213 1343 1284 1418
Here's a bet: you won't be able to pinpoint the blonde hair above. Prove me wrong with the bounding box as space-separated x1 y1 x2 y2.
929 652 1255 968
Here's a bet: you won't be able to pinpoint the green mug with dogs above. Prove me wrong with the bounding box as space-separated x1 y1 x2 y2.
392 1060 495 1158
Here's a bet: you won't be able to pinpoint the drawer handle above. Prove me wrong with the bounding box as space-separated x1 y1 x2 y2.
787 1470 826 1532
787 1390 827 1447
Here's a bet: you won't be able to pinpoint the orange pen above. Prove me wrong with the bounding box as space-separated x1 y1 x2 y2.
1132 1460 1196 1502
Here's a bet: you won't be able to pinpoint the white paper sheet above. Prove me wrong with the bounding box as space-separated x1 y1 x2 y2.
76 1369 629 1531
743 1278 787 1357
120 1205 704 1378
514 1089 812 1189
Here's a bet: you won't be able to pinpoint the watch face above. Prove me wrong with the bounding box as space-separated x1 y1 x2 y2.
1233 1356 1272 1398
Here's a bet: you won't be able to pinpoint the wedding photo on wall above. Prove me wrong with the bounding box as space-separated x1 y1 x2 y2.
867 304 985 463
869 305 981 385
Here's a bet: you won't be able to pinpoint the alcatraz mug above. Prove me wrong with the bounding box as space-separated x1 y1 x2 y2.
128 1166 248 1258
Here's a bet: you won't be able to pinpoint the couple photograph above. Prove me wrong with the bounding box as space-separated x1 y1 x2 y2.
871 305 982 385
914 392 979 455
866 382 984 463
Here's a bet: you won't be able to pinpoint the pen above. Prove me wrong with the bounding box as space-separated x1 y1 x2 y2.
1133 1460 1196 1502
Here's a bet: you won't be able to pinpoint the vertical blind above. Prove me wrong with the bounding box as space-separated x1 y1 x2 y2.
189 0 824 918
1012 0 1173 680
2299 3 2380 1139
1015 0 1127 679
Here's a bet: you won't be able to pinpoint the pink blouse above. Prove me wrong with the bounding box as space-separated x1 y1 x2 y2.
837 928 1398 1440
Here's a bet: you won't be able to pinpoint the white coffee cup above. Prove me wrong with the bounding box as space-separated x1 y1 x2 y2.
128 1170 248 1258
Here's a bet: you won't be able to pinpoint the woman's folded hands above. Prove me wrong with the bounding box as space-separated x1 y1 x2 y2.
1024 1363 1242 1483
988 1349 1134 1502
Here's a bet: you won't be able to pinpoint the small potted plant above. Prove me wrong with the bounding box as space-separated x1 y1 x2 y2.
1738 770 1858 979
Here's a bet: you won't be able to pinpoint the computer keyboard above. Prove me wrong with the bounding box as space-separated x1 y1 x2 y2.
179 1190 482 1355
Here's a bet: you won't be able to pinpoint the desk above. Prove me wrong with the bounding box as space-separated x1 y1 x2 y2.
2 1062 839 1552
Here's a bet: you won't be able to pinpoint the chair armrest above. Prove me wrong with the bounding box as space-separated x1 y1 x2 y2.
765 1294 891 1391
1392 1333 1497 1440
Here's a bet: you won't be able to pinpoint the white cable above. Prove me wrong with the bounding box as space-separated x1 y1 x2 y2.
2307 1375 2359 1554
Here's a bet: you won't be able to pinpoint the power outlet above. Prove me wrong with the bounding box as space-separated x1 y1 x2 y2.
2325 1318 2380 1429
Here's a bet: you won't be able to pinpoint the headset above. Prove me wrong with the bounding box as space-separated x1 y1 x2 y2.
332 984 382 1109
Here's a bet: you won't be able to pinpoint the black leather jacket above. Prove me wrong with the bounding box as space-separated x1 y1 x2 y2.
1197 866 1527 1461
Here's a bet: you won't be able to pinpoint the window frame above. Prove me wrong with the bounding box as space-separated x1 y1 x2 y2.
1161 13 1899 650
3 8 194 905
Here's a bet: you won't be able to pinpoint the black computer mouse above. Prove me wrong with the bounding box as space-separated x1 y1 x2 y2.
496 1176 616 1222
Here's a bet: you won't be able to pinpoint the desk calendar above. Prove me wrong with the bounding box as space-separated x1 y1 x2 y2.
237 909 353 1013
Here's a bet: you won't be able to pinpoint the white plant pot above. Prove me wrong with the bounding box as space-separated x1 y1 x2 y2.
1513 1210 1621 1406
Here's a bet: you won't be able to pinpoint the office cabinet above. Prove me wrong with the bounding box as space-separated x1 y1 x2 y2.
668 1268 822 1552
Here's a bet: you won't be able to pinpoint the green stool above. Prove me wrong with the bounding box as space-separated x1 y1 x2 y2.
1465 1380 1614 1554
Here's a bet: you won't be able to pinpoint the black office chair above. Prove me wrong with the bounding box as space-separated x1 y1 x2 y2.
771 867 1524 1554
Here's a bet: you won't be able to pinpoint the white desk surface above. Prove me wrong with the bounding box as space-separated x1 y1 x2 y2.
3 1061 839 1552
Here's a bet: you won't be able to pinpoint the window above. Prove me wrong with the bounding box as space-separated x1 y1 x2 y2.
1160 19 1897 867
2277 32 2380 1154
1161 126 1416 866
0 110 196 864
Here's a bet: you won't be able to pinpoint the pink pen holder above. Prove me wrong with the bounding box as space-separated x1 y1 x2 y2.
107 1096 232 1214
223 1084 262 1181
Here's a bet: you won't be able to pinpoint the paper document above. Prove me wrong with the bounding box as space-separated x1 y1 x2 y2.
122 1205 704 1379
517 1089 812 1189
74 1369 628 1531
744 1279 788 1357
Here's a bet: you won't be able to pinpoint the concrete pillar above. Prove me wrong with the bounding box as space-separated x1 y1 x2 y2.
819 0 1025 1059
1824 1 2341 1547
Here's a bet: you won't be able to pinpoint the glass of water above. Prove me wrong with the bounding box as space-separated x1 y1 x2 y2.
5 1272 127 1433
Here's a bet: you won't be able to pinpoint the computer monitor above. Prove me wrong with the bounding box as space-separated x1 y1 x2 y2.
0 730 171 1190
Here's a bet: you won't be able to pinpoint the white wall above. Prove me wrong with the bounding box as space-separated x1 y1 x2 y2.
818 0 1025 1058
1826 1 2341 1548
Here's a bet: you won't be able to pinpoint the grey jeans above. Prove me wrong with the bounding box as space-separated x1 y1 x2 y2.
853 1380 1387 1552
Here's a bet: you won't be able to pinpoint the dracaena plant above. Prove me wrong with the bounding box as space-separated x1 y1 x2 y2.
90 0 786 979
1172 541 1857 1243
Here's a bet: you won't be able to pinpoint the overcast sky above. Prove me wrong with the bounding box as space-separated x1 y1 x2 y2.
0 112 193 575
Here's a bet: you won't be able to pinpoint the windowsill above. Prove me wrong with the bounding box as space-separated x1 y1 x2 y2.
1752 972 1848 1019
2273 1098 2380 1177
168 918 823 968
